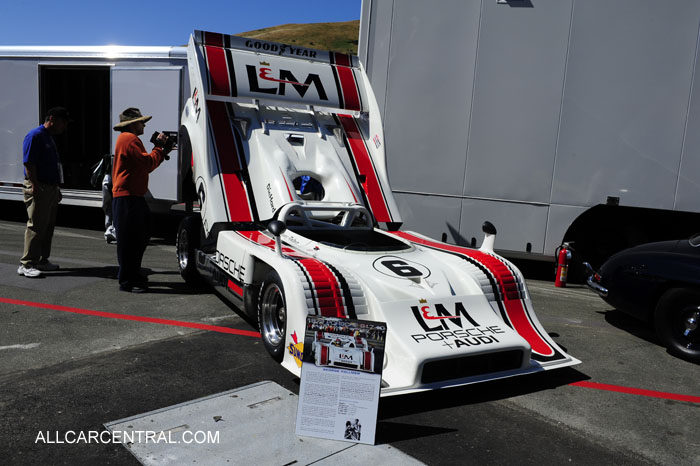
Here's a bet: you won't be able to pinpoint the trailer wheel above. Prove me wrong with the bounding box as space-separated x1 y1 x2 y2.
258 271 287 362
176 215 203 286
654 288 700 364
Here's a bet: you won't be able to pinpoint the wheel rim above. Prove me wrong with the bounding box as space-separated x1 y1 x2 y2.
177 229 189 271
679 305 700 350
260 283 285 347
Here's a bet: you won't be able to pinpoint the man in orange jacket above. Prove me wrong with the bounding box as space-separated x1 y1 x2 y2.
112 108 174 292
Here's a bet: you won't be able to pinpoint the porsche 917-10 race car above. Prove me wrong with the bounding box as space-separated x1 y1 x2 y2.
174 31 580 395
312 332 375 372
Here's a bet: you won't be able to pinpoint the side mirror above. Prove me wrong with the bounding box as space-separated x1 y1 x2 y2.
480 221 497 253
268 220 287 257
482 221 497 235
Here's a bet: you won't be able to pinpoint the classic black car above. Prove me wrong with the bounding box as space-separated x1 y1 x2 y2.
585 234 700 363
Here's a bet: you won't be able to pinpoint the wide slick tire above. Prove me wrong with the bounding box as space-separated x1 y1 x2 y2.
258 271 287 362
654 288 700 364
176 215 203 286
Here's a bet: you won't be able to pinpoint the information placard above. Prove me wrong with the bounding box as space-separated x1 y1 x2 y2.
295 316 386 445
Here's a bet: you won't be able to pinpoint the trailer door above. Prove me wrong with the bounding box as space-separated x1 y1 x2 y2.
111 67 182 203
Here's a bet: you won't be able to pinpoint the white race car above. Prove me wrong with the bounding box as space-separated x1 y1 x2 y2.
175 31 580 396
312 332 375 372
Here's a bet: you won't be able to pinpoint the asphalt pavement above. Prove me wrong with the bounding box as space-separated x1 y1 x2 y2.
0 202 698 466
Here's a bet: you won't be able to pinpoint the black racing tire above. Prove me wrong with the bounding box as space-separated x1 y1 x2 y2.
176 215 203 286
654 288 700 364
258 271 287 362
179 126 197 206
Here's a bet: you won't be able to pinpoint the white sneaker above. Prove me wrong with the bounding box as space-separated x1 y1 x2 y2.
17 264 42 278
36 261 59 271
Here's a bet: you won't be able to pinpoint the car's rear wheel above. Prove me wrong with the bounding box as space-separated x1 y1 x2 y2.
258 271 286 362
655 288 700 364
176 215 203 286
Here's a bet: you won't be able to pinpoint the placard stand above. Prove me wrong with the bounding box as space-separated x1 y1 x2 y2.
295 316 387 445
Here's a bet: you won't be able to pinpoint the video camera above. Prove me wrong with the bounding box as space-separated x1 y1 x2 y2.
150 131 177 159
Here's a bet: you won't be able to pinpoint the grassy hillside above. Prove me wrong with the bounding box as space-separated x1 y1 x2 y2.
236 20 359 55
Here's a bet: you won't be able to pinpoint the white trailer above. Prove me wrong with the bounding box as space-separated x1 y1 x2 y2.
359 0 700 269
0 46 190 211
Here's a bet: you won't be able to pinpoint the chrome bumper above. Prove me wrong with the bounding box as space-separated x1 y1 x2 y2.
583 262 608 297
586 275 608 297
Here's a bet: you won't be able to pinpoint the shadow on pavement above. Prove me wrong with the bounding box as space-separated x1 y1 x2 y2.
378 366 588 428
46 266 119 280
376 421 457 444
598 309 659 345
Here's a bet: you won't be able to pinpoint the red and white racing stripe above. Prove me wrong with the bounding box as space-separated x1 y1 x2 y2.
320 345 329 365
391 231 563 361
279 168 294 202
363 351 373 372
201 32 236 97
236 231 357 319
337 115 393 223
207 101 255 222
295 258 346 318
330 52 362 112
227 279 243 297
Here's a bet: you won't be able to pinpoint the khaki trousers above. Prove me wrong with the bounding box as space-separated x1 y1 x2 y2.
21 179 59 266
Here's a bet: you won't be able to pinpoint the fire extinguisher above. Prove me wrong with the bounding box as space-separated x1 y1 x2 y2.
555 242 572 288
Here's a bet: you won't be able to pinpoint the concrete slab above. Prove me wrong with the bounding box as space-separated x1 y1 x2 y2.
106 381 424 466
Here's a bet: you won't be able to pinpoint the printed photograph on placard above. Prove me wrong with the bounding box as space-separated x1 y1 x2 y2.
344 418 362 441
302 315 386 375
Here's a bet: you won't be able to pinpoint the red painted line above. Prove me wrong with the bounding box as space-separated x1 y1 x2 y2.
570 381 700 404
7 298 698 402
0 297 260 338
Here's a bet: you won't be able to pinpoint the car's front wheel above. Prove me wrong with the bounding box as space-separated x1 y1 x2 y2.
176 215 203 286
258 271 287 362
655 288 700 364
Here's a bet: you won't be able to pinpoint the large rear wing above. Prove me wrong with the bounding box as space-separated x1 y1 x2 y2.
184 30 402 230
189 30 368 113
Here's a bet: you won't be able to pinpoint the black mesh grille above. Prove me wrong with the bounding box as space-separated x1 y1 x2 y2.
421 350 524 384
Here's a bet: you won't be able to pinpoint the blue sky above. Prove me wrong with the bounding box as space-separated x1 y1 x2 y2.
0 0 362 46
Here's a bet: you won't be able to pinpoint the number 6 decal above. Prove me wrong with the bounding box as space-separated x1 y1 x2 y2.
372 256 431 279
381 260 421 277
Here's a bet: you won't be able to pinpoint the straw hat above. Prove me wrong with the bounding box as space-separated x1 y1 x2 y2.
113 107 152 130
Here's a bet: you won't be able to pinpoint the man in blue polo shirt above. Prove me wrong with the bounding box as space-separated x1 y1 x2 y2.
17 107 70 278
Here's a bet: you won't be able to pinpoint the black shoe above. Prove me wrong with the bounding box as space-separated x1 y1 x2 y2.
119 284 148 293
136 274 149 286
